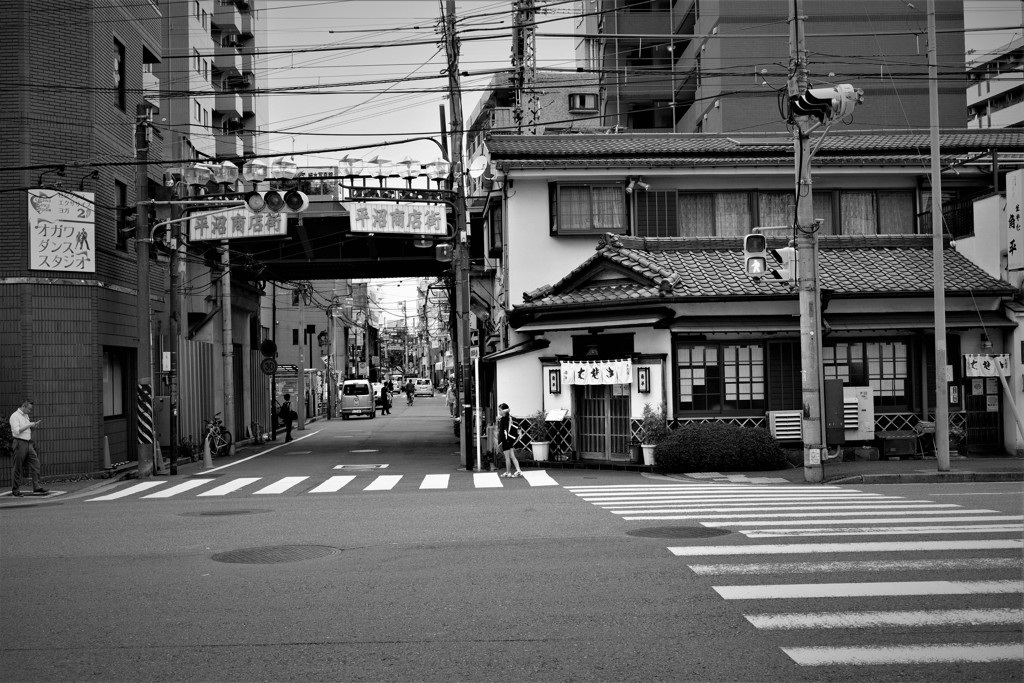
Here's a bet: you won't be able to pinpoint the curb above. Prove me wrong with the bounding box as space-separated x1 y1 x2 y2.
826 471 1024 485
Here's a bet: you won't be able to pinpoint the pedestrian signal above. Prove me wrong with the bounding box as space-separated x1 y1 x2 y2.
743 233 768 278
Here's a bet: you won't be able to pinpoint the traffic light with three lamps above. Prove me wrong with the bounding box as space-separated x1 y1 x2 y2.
244 188 309 214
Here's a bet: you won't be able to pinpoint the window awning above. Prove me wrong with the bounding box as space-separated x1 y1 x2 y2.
668 316 800 333
824 311 1017 331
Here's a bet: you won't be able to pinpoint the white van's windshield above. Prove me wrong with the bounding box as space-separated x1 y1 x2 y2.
343 383 370 396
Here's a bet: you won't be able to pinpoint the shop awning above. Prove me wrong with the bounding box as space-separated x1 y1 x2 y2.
667 316 800 333
480 338 550 363
514 309 674 333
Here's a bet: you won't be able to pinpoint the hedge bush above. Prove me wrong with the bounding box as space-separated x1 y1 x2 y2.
654 422 789 473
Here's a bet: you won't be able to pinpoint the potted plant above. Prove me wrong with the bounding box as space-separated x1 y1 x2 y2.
949 424 968 456
639 402 669 466
527 408 551 462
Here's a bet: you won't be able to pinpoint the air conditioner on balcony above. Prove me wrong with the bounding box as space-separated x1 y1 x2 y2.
767 410 803 442
842 386 875 441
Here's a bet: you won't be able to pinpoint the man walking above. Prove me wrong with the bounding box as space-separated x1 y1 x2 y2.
9 399 47 497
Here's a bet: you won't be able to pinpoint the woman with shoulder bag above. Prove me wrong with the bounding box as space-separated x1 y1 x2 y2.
498 403 523 478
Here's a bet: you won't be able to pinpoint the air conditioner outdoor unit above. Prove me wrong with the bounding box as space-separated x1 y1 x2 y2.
767 410 803 442
842 386 875 441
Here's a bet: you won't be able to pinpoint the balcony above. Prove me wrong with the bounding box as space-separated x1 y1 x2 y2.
213 43 240 78
216 90 243 120
142 69 160 111
609 10 670 35
489 107 516 134
240 91 255 116
215 132 243 159
213 0 240 34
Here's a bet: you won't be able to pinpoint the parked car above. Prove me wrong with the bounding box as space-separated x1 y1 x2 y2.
340 379 375 419
413 378 434 397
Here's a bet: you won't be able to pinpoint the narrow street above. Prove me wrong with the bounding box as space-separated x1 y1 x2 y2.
1 397 1020 682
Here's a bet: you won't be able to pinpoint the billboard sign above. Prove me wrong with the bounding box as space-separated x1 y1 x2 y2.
344 201 447 235
188 206 288 242
27 189 96 272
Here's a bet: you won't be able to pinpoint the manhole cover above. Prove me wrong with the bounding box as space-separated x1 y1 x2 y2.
180 509 269 517
626 526 732 539
212 545 340 564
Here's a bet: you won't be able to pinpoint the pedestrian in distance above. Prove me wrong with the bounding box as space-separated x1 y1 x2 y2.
405 380 415 406
280 393 294 442
380 383 391 415
446 383 458 418
497 403 523 478
9 399 47 497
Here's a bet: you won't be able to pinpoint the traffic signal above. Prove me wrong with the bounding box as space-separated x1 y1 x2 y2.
790 84 863 123
244 189 309 214
769 246 796 283
743 233 768 278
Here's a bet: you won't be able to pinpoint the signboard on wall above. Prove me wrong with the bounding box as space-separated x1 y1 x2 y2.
188 206 288 242
344 202 446 235
27 189 96 272
1007 170 1023 271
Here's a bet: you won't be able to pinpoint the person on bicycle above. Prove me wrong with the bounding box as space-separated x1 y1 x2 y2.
280 393 294 441
404 380 415 406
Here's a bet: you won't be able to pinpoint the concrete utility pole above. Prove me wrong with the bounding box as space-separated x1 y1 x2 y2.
927 0 951 471
443 0 474 469
297 283 306 430
220 241 235 452
134 104 155 478
788 0 825 483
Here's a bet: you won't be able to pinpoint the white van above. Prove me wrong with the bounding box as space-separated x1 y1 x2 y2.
340 379 375 419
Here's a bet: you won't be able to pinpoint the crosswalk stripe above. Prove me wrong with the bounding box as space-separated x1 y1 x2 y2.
474 472 502 488
687 557 1023 575
781 643 1023 666
253 477 309 495
420 474 450 489
141 479 214 498
87 481 165 501
741 524 1023 538
714 580 1022 600
363 475 402 491
668 540 1024 556
746 608 1024 629
612 505 967 517
704 514 1019 526
308 476 356 493
565 484 848 492
521 470 559 486
196 477 261 496
577 493 888 503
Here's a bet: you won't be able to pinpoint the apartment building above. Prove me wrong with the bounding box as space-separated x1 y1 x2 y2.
575 0 967 132
967 36 1024 129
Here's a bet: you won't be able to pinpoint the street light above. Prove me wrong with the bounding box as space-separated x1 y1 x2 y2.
182 163 213 192
270 156 298 180
210 160 240 190
396 156 420 187
242 158 269 184
425 158 451 186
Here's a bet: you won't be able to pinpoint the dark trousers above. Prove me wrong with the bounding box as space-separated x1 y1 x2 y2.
284 419 293 441
11 439 41 492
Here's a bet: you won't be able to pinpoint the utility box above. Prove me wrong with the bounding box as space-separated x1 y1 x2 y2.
878 431 916 459
823 379 846 444
843 386 875 441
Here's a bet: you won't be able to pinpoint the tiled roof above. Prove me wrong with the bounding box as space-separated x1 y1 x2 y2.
488 130 1024 168
518 234 1015 311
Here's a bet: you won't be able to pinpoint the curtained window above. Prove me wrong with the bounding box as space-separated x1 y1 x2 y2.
677 342 766 415
840 190 915 234
679 192 750 236
551 183 626 234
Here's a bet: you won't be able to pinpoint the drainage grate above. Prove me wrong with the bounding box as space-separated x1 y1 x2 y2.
211 545 340 564
625 526 732 539
180 509 269 517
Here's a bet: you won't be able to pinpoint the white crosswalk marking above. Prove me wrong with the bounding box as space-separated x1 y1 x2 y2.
746 608 1024 629
474 472 502 488
781 643 1024 666
196 477 261 496
521 470 559 486
87 481 165 501
141 479 214 498
594 479 1024 671
363 475 402 491
253 476 308 495
420 474 449 489
308 475 355 493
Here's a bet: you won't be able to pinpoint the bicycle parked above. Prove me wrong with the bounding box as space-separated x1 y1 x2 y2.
204 413 233 458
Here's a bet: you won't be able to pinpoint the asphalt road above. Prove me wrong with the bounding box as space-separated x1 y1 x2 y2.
2 396 1021 682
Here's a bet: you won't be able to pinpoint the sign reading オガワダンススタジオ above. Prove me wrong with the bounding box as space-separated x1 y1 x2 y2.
27 189 96 272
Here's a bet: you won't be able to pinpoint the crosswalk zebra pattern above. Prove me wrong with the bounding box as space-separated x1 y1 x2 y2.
86 470 560 501
566 481 1024 670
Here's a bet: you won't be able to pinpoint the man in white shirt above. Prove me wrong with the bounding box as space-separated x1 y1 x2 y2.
9 399 46 497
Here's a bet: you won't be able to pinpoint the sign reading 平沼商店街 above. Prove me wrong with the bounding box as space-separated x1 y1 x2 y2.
27 189 96 272
188 207 289 242
344 202 447 235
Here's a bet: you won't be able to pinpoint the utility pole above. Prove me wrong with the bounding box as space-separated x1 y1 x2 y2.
297 282 306 430
788 0 825 483
443 0 474 469
220 240 235 453
168 214 181 475
134 104 155 478
927 0 950 470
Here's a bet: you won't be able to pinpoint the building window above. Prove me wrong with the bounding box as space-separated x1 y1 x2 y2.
635 191 678 237
292 328 299 345
678 192 750 236
194 48 201 73
201 8 207 27
677 343 765 415
194 0 200 19
114 180 129 251
840 190 914 234
103 348 128 417
757 190 833 234
488 203 503 257
568 93 598 111
550 182 626 235
113 38 126 111
194 99 202 121
203 108 209 128
822 341 909 410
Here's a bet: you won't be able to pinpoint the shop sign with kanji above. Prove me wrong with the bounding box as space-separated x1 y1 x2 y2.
189 207 288 242
27 189 96 272
343 201 446 235
964 354 1010 377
